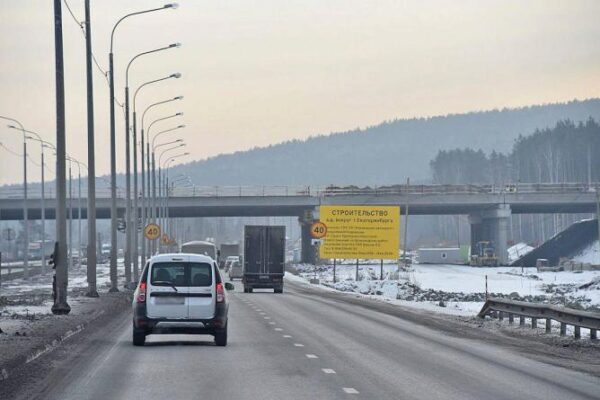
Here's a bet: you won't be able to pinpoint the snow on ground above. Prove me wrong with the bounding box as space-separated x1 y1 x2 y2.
508 242 535 263
573 240 600 264
289 262 600 317
1 261 117 317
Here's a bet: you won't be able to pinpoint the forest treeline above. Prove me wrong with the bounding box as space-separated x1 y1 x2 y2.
170 99 600 187
429 118 600 185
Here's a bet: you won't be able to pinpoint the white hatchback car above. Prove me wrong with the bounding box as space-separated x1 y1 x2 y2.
132 253 234 346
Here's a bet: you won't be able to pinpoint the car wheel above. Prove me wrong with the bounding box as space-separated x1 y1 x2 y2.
248 287 253 293
214 326 228 346
274 287 283 294
132 327 146 346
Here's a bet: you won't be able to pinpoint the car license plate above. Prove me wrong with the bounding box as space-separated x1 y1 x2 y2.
260 275 269 279
155 297 184 305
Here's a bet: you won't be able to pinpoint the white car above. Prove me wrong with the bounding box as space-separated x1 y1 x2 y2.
224 256 240 272
132 253 234 346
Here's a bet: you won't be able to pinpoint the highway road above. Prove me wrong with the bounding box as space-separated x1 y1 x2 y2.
26 280 600 400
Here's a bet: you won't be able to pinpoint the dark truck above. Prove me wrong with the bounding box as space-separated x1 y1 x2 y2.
243 225 285 293
219 243 240 269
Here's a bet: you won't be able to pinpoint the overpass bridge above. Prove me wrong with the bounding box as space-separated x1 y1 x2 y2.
1 183 598 264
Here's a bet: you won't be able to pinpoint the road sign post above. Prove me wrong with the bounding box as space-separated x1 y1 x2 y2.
144 223 161 241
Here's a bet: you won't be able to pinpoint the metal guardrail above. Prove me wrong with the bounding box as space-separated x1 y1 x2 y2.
0 182 597 200
478 297 599 340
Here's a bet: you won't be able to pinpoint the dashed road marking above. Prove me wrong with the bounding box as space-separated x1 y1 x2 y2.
274 328 283 331
322 369 336 374
294 343 304 347
283 335 292 338
306 354 318 359
264 316 270 319
343 388 359 394
268 322 276 325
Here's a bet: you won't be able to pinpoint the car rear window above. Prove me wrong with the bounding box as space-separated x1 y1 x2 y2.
151 262 212 287
190 263 213 287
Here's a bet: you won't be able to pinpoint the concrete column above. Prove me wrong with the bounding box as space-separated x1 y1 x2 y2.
469 205 511 265
299 207 318 265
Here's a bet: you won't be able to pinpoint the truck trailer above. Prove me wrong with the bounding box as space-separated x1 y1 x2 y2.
243 225 285 293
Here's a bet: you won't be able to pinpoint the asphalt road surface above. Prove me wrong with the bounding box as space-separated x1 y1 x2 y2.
31 280 600 400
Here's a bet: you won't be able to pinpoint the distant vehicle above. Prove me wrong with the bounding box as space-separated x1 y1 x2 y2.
180 241 218 262
219 243 240 268
132 253 234 346
243 225 285 293
224 256 240 271
229 260 243 280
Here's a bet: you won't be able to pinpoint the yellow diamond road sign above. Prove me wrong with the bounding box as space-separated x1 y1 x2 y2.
144 223 161 240
318 205 400 260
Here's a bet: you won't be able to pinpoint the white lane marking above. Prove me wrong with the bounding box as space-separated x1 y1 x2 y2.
306 354 318 359
343 388 359 394
268 322 276 325
294 343 304 347
322 369 336 374
283 335 292 338
264 316 270 319
274 328 283 331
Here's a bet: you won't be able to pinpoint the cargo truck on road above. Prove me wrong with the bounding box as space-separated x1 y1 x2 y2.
243 225 285 293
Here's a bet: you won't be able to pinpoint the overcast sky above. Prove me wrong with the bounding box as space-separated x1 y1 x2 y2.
1 0 599 185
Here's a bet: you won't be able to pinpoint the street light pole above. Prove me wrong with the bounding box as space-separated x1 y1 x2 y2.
22 131 53 275
0 117 28 279
108 3 178 292
140 97 183 262
130 72 181 279
163 153 189 240
151 125 185 250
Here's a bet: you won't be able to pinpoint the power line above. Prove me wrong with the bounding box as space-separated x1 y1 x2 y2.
62 0 124 108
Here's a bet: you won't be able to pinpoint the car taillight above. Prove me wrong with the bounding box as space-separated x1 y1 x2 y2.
136 282 147 303
216 282 225 303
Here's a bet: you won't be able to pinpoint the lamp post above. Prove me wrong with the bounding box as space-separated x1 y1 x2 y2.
163 153 189 240
127 46 180 276
151 125 185 252
66 156 85 271
140 97 183 262
129 73 181 280
19 130 55 275
108 3 178 292
1 117 28 278
157 144 186 250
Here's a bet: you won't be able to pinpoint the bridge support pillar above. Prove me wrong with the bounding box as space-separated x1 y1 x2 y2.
299 208 318 265
469 205 511 265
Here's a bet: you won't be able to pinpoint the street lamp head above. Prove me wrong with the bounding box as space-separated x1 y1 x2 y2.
7 124 17 129
175 139 183 142
176 112 183 116
174 95 184 100
177 124 186 129
25 135 35 140
170 42 182 48
171 73 182 79
165 3 179 9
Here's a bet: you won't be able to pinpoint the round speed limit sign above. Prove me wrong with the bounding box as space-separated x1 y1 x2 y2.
310 221 327 239
144 223 161 240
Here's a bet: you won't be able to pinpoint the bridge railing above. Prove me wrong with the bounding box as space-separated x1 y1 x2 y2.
0 182 597 199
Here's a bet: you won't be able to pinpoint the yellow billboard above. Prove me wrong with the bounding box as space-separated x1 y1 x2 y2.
318 205 400 260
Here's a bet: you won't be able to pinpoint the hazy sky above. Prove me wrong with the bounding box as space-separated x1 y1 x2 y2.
1 0 599 185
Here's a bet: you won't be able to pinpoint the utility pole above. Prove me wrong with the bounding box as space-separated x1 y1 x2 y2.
403 177 410 270
84 0 98 297
52 0 71 315
596 188 600 266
